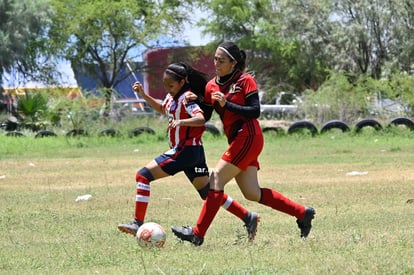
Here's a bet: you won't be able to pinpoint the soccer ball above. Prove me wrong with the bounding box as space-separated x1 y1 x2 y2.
136 222 166 248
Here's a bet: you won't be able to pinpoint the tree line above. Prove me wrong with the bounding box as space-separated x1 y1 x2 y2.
1 0 413 122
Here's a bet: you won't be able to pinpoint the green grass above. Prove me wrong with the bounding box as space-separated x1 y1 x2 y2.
0 127 413 274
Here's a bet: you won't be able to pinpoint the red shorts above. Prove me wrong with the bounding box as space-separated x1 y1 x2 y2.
221 122 264 171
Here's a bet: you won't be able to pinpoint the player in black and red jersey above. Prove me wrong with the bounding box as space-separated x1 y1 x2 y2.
172 42 315 246
118 62 259 239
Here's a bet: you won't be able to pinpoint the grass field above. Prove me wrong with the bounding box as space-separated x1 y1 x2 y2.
0 127 413 274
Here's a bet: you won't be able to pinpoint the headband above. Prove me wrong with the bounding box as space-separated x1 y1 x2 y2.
166 68 185 79
218 46 236 61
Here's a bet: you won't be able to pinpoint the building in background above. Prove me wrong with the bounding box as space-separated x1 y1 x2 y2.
143 46 215 100
72 62 144 99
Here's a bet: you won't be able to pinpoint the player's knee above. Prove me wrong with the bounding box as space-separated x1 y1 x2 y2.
242 190 261 202
137 167 154 182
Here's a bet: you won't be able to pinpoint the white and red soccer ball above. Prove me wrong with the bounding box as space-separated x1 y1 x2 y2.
136 222 166 248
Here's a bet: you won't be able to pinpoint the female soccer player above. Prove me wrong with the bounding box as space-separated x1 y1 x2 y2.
172 43 315 246
117 62 259 240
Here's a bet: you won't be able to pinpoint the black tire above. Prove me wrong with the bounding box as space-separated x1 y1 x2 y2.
320 120 350 134
205 123 221 136
66 129 88 137
99 128 118 137
5 131 24 137
129 126 156 137
5 117 19 131
262 126 286 135
288 120 318 136
354 119 383 133
387 117 414 131
35 130 57 138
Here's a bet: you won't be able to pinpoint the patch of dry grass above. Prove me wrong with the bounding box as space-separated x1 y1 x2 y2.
0 132 413 274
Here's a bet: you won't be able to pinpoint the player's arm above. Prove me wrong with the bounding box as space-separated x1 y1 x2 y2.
132 81 163 114
170 98 206 128
170 112 205 128
185 92 213 122
224 91 261 118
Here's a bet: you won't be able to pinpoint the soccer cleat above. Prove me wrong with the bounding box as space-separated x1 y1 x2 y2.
296 207 315 239
171 226 204 246
244 212 260 241
117 220 142 236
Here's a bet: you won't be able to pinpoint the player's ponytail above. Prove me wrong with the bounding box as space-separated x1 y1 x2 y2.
177 62 208 100
239 50 247 71
175 62 212 121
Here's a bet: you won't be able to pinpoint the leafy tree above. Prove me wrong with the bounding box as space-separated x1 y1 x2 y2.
271 0 414 79
48 0 189 112
0 0 57 88
330 0 414 78
194 0 330 96
374 72 414 116
287 0 414 115
302 71 374 124
303 70 414 124
195 0 414 95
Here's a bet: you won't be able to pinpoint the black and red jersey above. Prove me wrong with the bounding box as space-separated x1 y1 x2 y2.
205 72 261 141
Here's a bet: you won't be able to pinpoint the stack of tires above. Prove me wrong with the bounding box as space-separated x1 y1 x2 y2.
262 117 414 136
2 118 413 137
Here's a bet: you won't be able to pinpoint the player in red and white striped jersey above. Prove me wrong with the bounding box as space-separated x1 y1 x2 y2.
162 90 204 148
118 62 259 239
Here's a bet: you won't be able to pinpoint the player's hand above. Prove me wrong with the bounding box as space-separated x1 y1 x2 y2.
212 91 226 107
132 81 144 95
185 92 198 102
169 119 183 129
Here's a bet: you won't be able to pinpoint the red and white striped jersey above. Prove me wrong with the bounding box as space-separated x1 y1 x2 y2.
162 91 205 148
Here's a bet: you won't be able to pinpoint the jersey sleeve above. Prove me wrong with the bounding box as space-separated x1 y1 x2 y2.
183 92 203 117
243 74 258 97
185 101 203 117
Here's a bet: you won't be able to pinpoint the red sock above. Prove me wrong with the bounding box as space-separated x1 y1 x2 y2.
260 188 305 219
221 193 248 220
193 190 223 237
134 173 151 222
